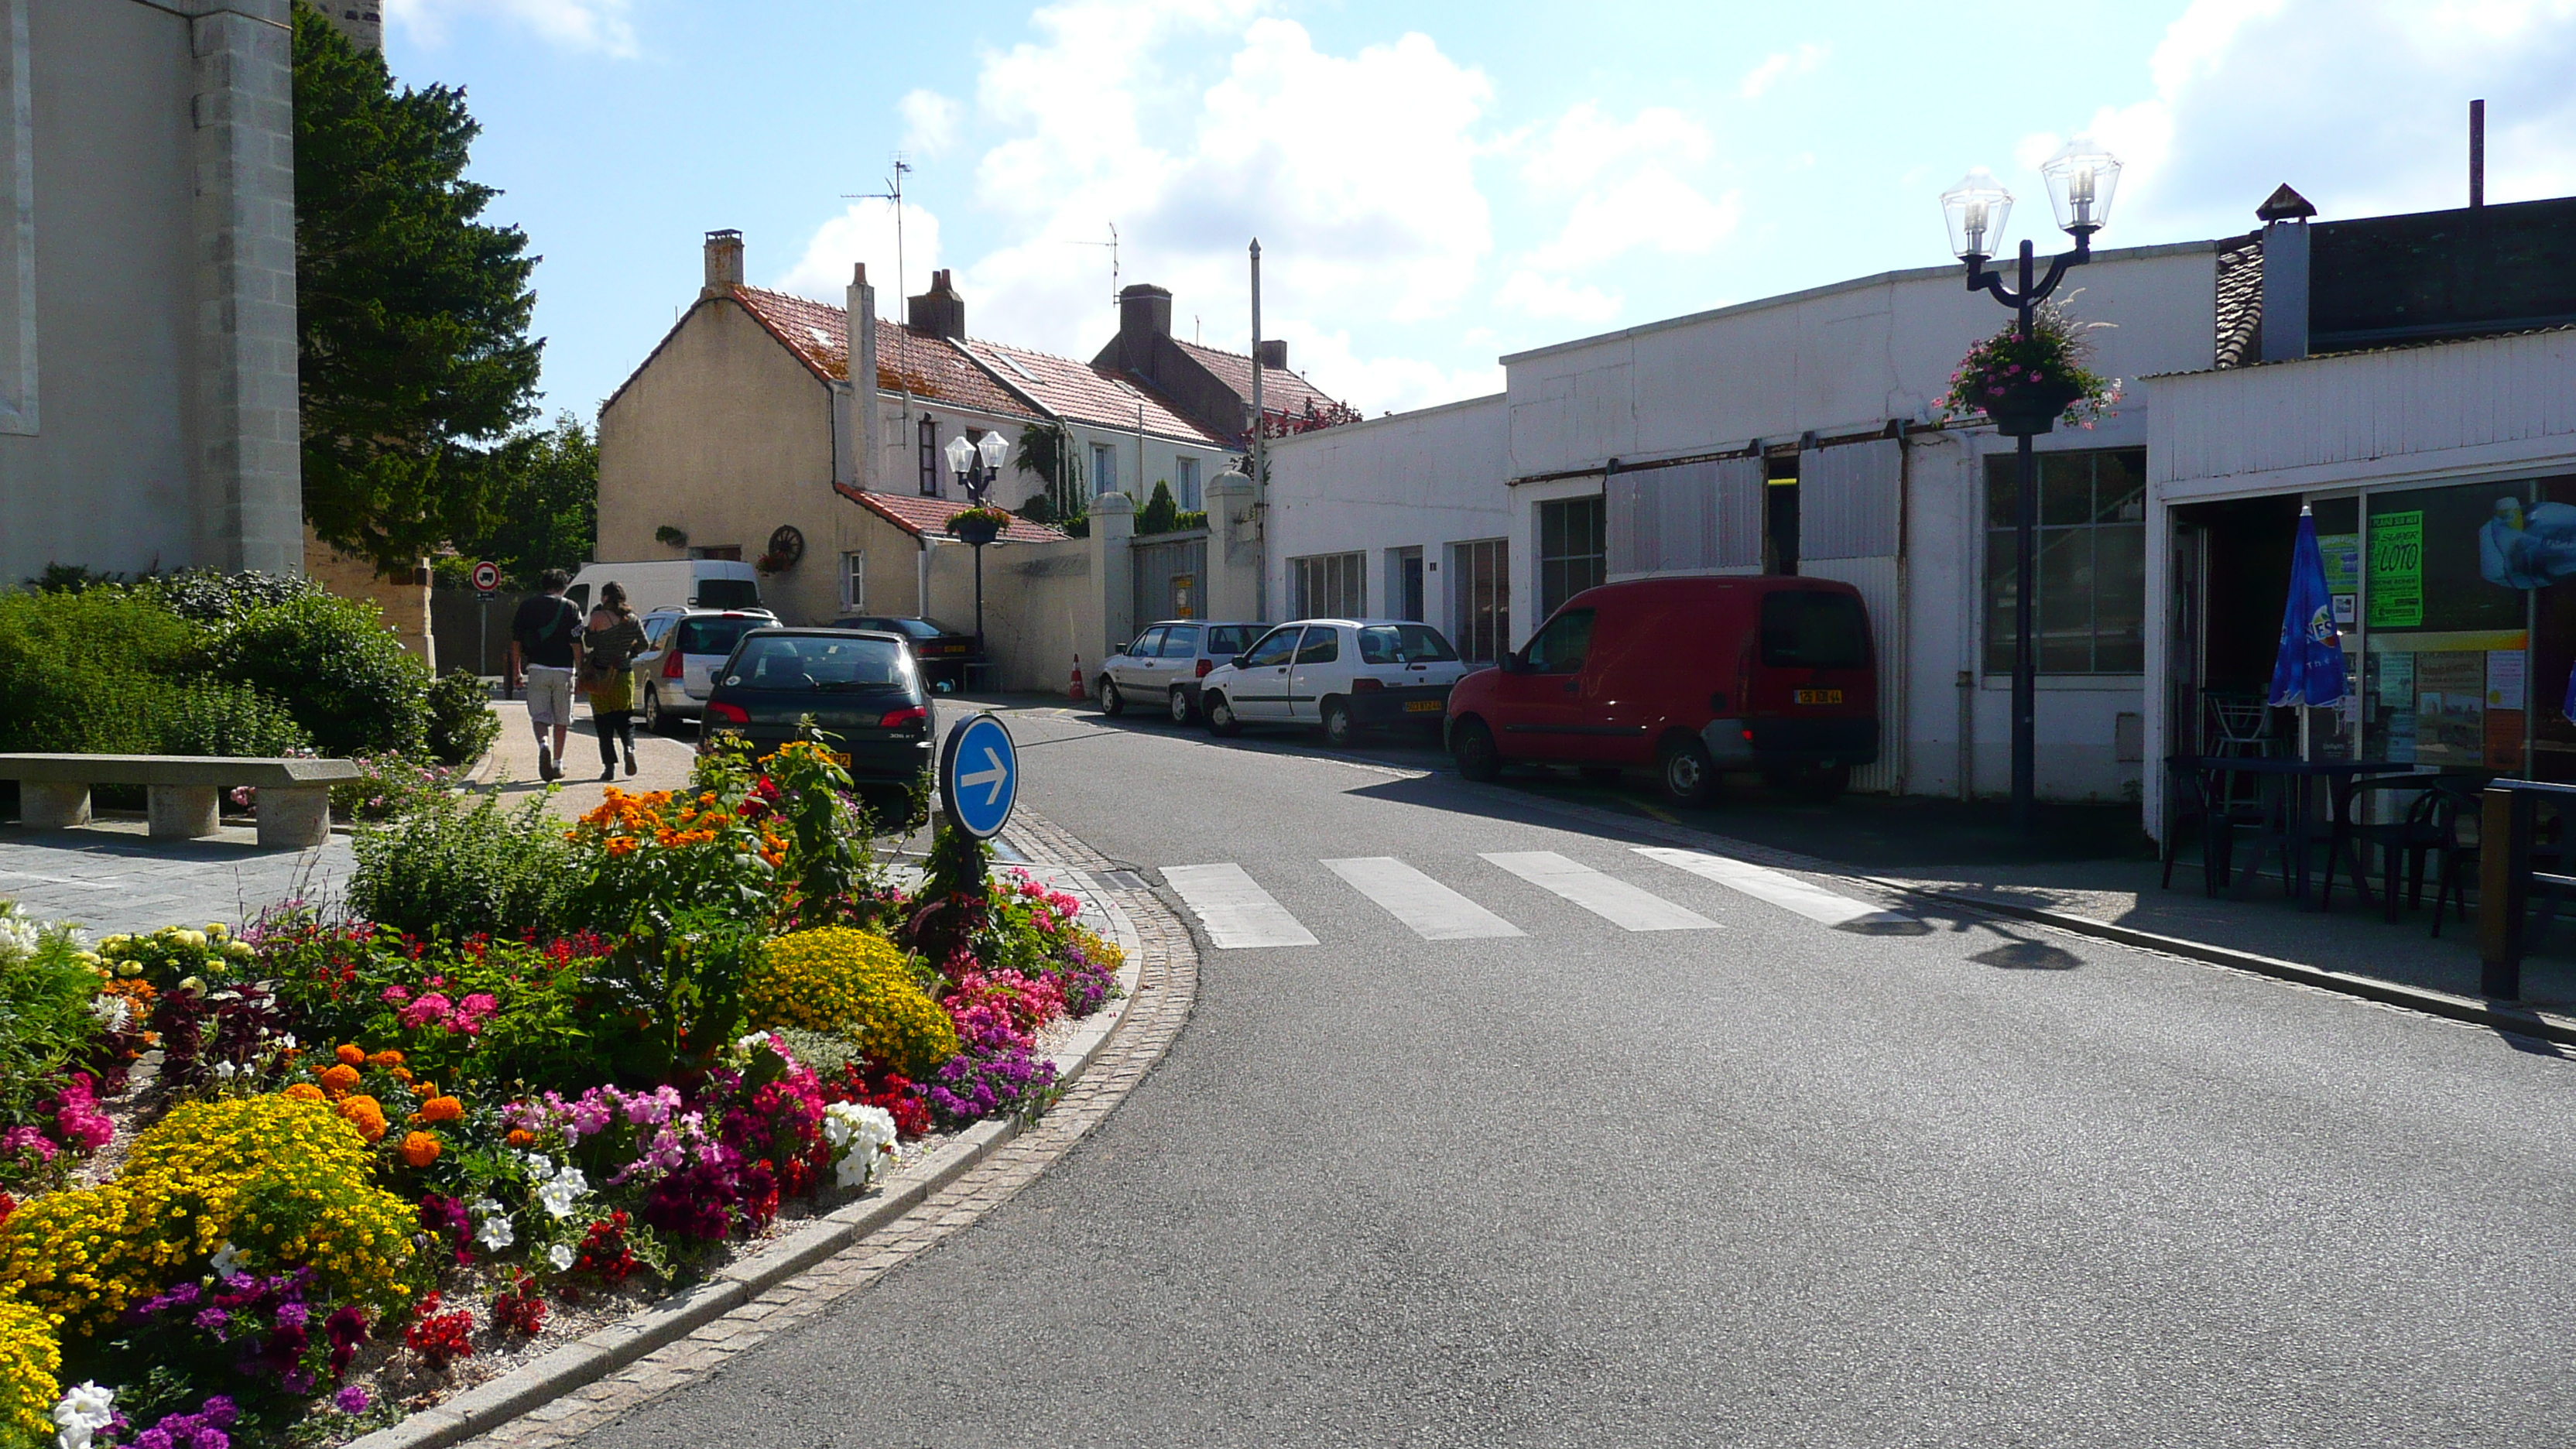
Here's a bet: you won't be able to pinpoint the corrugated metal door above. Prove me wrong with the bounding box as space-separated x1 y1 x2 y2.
1794 438 1903 793
1607 458 1764 576
1132 532 1209 624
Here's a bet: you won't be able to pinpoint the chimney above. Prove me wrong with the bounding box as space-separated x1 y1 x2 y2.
843 262 878 489
907 269 966 339
1256 338 1288 371
2255 183 2316 364
323 6 384 52
1119 284 1173 358
703 229 744 299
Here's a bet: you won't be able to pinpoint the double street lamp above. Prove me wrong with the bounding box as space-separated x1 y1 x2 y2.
1938 135 2123 832
944 430 1012 655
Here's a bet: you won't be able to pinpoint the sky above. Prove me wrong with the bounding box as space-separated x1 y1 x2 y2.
382 0 2576 426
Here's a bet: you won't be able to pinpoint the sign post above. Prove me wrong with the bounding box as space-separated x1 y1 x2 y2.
471 560 502 682
938 711 1018 840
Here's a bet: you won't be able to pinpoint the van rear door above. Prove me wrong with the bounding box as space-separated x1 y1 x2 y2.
1746 588 1878 759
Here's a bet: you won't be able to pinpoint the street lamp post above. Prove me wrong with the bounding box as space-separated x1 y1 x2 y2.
944 431 1012 656
1938 137 2122 833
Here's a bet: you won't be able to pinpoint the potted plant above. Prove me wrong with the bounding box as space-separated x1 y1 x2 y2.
1941 298 2122 437
946 505 1011 546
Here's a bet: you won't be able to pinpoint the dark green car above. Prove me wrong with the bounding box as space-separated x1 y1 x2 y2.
697 628 932 787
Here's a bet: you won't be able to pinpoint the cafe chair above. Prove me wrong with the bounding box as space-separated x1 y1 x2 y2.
2321 773 2449 922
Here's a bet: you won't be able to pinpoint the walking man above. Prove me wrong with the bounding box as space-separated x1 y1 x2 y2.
511 569 584 781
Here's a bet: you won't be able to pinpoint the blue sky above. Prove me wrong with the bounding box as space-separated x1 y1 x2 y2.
385 0 2576 424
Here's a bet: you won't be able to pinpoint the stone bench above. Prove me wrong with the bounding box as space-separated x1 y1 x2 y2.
0 754 361 848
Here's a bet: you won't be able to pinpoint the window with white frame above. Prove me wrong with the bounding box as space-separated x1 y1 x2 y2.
1091 441 1119 497
1982 447 2147 675
1176 456 1201 512
1291 552 1365 618
841 551 865 610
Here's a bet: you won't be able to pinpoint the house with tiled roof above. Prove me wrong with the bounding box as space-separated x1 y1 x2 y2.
1092 284 1360 449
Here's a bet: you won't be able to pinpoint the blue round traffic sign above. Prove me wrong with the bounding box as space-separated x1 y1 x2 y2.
939 711 1018 839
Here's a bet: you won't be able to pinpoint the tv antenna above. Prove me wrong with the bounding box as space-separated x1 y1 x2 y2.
1064 222 1118 305
843 156 916 477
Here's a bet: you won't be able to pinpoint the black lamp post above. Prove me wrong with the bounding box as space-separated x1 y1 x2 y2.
944 431 1012 656
1939 137 2123 832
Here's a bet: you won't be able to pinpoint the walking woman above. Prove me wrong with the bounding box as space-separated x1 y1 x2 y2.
581 581 650 780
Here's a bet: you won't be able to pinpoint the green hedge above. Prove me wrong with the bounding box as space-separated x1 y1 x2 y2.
211 593 432 756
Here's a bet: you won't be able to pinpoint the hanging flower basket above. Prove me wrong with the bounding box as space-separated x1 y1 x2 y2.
946 506 1009 546
1941 297 2122 437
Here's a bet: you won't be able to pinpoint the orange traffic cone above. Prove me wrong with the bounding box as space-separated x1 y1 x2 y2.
1068 653 1086 701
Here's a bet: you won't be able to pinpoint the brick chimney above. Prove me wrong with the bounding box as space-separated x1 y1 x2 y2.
907 269 966 339
703 229 744 299
1119 284 1173 345
843 262 877 488
1256 338 1288 370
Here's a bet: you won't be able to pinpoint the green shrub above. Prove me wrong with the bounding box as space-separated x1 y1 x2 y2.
213 593 430 756
0 903 105 1145
0 588 207 755
144 567 322 625
349 788 573 940
423 667 499 766
155 680 313 758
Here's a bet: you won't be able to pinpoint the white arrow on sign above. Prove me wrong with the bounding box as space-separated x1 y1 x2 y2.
961 746 1009 807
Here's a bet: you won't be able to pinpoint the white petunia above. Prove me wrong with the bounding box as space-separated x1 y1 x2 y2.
87 996 129 1032
53 1382 115 1449
471 1201 516 1252
547 1243 576 1273
823 1102 899 1190
210 1242 244 1278
536 1165 590 1220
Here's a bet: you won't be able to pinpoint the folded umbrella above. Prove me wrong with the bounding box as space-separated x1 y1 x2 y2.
2269 506 2346 709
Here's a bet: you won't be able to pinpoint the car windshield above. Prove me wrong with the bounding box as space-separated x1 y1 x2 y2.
729 635 907 691
677 616 766 656
877 618 948 640
697 578 760 610
1759 591 1871 670
1356 624 1459 664
1205 625 1257 656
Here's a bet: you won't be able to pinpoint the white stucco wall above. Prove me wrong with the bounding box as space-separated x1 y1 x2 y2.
1265 393 1509 635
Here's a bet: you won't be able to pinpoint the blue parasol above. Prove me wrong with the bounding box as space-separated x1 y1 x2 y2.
2269 506 2346 709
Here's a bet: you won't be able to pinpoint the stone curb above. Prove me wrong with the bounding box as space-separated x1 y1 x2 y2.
342 836 1149 1449
1467 779 2576 1045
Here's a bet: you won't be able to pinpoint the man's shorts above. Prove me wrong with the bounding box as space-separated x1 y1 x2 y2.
524 666 575 728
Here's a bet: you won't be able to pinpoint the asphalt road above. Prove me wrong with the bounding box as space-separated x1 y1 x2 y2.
577 703 2576 1448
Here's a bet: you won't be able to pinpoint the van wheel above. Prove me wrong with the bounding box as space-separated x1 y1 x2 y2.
642 687 673 736
1098 677 1125 717
1769 763 1852 803
1321 699 1356 748
1167 687 1195 724
1658 736 1718 807
1204 692 1243 737
1451 719 1503 782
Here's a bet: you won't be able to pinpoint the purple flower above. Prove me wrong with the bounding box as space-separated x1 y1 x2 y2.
194 1307 231 1338
273 1300 309 1329
201 1399 238 1429
334 1386 372 1415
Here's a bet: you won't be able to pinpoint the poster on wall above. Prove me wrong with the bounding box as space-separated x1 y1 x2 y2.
2414 651 2487 766
2320 531 2360 629
2488 649 2528 711
2478 496 2576 588
2369 510 2424 628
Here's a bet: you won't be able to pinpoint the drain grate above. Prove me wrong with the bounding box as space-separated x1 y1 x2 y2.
1094 868 1149 892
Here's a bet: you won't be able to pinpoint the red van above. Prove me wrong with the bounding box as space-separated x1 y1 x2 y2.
1443 576 1879 805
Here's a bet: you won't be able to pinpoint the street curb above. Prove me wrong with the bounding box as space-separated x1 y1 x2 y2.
1890 885 2576 1047
341 849 1149 1449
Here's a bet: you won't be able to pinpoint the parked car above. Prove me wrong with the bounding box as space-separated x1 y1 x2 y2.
1442 576 1879 805
632 606 780 734
1097 619 1264 723
831 615 978 691
698 628 933 789
1198 618 1468 745
568 558 762 615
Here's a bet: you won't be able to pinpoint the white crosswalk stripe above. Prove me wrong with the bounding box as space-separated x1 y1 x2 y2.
1478 851 1719 932
1161 863 1320 948
1322 857 1524 940
1634 847 1920 933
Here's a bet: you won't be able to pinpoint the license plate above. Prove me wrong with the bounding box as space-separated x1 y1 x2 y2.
1405 700 1444 714
1794 689 1843 705
827 752 851 767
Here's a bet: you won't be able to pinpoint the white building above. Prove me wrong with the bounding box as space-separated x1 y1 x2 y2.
1265 394 1508 643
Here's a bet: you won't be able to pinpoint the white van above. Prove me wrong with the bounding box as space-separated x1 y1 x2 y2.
567 560 762 616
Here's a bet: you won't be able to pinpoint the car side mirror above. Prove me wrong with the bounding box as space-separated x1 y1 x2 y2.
1112 642 1129 656
1231 656 1247 669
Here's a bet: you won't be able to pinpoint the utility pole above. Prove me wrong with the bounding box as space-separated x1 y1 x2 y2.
1250 238 1266 622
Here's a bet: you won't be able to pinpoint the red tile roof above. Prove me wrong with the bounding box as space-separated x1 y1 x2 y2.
835 484 1070 543
1173 338 1342 418
955 338 1221 444
728 286 1044 423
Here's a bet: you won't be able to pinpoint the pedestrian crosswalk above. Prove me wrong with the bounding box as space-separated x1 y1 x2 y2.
1161 845 1916 948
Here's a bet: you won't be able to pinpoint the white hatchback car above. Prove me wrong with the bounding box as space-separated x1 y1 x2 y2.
1198 618 1468 746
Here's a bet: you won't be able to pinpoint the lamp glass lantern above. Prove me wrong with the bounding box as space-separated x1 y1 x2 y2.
943 433 977 481
976 430 1009 472
2039 135 2122 236
1939 169 2015 261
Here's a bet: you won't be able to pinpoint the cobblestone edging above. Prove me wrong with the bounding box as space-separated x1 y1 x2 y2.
342 807 1197 1449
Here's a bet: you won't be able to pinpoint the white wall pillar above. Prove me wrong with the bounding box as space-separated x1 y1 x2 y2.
1091 489 1136 663
1204 470 1259 623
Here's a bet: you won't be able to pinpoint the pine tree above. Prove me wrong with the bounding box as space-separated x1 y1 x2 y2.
293 6 542 575
1137 481 1180 535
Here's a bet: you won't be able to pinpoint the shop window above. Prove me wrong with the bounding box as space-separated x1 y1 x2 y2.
1984 448 2147 676
1291 552 1365 618
1536 495 1606 618
1451 539 1509 663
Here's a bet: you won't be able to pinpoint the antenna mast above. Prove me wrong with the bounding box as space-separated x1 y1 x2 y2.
1065 222 1120 307
843 155 915 492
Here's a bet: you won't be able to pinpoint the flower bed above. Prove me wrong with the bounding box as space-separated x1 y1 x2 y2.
0 731 1120 1449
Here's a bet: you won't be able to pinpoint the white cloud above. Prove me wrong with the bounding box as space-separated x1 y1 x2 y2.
1495 269 1620 324
386 0 638 56
1519 103 1711 190
1738 43 1826 101
1523 170 1741 273
1492 101 1737 323
1286 328 1505 416
777 200 945 303
899 91 963 157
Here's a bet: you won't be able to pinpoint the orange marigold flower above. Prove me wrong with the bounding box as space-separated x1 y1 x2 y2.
392 1065 415 1082
337 1094 390 1142
505 1128 536 1148
283 1082 327 1104
334 1043 366 1067
317 1064 361 1097
399 1131 442 1168
368 1049 405 1067
607 837 638 856
420 1095 464 1123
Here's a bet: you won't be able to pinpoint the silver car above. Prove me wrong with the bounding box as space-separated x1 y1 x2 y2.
632 606 779 733
1098 619 1264 723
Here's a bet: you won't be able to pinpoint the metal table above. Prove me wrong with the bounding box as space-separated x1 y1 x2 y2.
2184 756 2413 907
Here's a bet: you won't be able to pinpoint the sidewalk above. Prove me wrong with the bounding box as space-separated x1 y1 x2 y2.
0 820 354 936
483 698 700 820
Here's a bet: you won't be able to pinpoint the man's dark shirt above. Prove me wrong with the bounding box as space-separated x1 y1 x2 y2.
512 593 582 669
